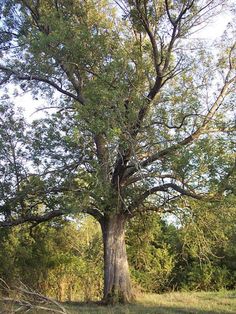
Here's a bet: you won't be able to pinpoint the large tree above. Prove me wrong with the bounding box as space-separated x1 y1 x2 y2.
0 0 235 304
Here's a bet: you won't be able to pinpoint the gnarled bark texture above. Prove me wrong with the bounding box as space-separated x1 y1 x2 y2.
101 214 133 304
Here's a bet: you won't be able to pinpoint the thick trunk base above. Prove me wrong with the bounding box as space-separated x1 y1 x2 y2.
101 214 134 305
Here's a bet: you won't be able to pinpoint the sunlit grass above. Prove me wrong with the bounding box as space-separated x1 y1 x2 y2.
1 290 236 313
65 290 236 314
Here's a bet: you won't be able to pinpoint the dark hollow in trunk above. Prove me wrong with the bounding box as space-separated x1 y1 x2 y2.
101 213 133 304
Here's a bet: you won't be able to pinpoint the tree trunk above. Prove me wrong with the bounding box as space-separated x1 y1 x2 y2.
101 213 133 304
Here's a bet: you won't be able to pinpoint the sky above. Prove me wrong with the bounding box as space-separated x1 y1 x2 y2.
1 8 233 122
193 11 232 39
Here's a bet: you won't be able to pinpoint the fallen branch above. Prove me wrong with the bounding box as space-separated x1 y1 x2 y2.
0 279 68 314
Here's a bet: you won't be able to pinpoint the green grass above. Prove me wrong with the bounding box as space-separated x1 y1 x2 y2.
1 290 236 313
65 290 236 314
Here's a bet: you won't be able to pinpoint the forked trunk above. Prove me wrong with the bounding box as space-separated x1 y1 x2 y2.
101 213 133 304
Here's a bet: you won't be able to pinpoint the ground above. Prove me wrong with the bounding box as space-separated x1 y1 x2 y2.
1 290 236 313
65 291 236 314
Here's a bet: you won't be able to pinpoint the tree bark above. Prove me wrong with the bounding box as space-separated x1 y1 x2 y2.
101 213 133 304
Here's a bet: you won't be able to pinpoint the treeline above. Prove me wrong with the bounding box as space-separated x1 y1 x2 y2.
0 197 235 302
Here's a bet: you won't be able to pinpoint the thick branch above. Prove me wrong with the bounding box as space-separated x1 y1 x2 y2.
82 207 104 223
0 210 64 228
94 133 110 182
0 65 85 105
151 113 201 130
134 1 161 76
124 173 182 187
129 183 202 211
0 206 104 228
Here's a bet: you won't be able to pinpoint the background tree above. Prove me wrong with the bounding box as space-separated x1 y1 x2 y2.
0 0 235 304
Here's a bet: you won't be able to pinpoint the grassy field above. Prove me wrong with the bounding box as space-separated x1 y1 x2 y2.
1 290 236 313
64 291 236 314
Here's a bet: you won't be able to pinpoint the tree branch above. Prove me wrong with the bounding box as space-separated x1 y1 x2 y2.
0 65 85 105
124 72 236 179
129 183 202 212
82 207 104 223
94 133 110 182
0 210 64 228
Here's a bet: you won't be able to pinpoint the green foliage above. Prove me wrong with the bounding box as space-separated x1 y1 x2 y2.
127 214 176 292
183 263 230 291
170 196 236 292
0 217 103 301
126 196 236 294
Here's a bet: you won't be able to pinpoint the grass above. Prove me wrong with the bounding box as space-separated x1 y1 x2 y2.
1 290 236 313
64 290 236 314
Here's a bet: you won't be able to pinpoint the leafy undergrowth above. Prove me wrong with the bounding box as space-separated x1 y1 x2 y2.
65 291 236 314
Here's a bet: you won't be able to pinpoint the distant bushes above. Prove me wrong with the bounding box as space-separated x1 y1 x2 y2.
0 197 236 301
0 218 103 301
127 198 236 294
